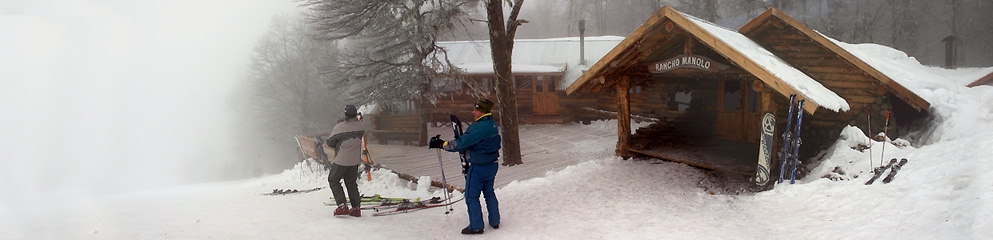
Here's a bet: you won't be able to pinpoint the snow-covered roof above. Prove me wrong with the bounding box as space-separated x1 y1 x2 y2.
682 14 850 113
455 62 566 75
831 39 993 101
436 36 624 90
567 6 849 114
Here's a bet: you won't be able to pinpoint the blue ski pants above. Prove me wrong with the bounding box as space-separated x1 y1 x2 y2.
465 162 500 230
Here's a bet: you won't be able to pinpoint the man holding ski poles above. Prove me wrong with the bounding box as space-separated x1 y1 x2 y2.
326 104 370 217
429 99 501 235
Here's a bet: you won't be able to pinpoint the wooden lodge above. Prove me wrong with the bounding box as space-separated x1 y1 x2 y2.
566 6 938 184
366 37 624 145
428 37 624 124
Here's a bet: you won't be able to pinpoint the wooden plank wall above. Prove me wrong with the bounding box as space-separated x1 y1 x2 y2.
748 19 893 159
368 113 425 146
426 74 602 125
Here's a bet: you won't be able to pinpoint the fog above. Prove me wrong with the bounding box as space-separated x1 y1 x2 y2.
0 0 299 202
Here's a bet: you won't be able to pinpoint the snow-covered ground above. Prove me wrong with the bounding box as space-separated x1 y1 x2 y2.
2 82 992 239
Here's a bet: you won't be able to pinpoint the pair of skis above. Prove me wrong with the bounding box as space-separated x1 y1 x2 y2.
370 196 466 216
325 194 465 216
263 187 324 196
865 158 909 185
778 94 805 184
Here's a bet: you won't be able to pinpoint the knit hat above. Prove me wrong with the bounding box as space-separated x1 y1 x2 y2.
344 105 358 117
474 99 494 113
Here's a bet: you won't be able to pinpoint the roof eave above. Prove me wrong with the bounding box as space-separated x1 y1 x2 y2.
744 7 930 112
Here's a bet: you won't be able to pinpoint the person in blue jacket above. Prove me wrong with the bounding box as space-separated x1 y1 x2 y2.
429 99 501 235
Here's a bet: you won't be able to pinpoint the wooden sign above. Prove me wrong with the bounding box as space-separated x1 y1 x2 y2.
649 54 729 74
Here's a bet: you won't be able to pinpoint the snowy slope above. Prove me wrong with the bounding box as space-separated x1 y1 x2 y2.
3 83 992 239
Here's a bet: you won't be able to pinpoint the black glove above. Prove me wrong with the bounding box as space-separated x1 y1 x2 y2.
428 135 445 149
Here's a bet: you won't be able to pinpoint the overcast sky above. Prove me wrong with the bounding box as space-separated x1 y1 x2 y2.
0 0 299 200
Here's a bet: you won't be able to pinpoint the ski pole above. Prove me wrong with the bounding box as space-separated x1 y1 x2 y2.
435 149 454 214
880 111 890 166
867 108 873 172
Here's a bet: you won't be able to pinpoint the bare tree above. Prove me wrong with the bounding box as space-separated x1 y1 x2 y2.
247 15 343 135
485 0 527 166
232 14 345 173
299 0 477 105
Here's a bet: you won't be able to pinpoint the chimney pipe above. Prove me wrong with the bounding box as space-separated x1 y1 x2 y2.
942 35 957 68
579 19 587 66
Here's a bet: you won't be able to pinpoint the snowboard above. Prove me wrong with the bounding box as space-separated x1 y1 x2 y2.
755 112 775 186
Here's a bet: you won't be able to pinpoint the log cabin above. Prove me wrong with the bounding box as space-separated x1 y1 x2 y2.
366 36 624 145
565 6 960 185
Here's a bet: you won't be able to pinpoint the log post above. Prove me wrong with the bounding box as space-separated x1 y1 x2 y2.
755 80 780 182
616 75 632 158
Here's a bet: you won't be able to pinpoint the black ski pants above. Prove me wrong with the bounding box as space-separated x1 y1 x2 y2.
328 163 360 208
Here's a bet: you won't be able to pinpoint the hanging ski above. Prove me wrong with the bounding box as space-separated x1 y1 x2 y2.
777 94 797 184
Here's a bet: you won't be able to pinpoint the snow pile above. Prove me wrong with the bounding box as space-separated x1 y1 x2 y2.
249 159 448 201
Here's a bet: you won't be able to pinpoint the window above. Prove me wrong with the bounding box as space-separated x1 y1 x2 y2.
723 80 741 111
747 85 759 112
536 76 544 92
482 78 493 93
667 91 692 112
629 85 642 95
431 77 462 93
548 75 557 91
516 75 531 90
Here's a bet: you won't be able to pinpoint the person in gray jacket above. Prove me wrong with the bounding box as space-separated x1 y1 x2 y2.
325 104 370 217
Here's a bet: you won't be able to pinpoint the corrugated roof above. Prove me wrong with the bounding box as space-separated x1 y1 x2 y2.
436 36 624 90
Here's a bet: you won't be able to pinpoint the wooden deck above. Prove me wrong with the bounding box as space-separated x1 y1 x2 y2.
629 139 758 176
365 123 605 190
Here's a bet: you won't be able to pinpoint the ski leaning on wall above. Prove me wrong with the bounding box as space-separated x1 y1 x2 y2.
778 94 805 185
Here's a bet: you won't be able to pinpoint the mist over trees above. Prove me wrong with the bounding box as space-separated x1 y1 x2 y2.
229 15 346 175
232 0 990 175
508 0 992 67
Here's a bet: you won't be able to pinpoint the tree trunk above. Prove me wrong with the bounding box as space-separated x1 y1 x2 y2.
486 0 524 166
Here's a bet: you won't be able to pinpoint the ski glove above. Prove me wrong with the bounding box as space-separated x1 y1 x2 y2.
428 135 445 149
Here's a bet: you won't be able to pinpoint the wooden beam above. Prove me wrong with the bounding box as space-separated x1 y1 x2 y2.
684 37 694 54
968 71 993 87
616 75 632 158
